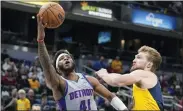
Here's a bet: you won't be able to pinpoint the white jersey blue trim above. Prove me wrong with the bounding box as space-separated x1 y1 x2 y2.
57 73 97 111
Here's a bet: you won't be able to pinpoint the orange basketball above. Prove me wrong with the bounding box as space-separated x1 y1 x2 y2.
38 2 65 29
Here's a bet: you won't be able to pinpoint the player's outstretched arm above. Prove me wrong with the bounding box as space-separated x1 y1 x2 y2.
87 76 128 110
96 69 145 87
37 14 64 89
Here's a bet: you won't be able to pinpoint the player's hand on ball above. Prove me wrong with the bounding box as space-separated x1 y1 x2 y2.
37 14 47 40
95 68 108 78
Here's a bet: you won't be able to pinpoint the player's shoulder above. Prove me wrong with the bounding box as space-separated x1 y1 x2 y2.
131 70 154 76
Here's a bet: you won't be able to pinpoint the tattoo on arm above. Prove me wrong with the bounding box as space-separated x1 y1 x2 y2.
38 42 51 70
38 42 57 86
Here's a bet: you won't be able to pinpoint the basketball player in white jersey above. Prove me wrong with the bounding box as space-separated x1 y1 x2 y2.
36 14 127 110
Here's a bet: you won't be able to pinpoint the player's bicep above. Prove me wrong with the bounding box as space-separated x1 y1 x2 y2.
87 76 114 101
113 74 141 86
116 70 147 86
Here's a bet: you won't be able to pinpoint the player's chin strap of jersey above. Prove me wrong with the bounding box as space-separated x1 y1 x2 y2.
110 96 128 111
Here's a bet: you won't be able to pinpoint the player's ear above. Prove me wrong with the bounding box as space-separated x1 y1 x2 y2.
147 62 153 68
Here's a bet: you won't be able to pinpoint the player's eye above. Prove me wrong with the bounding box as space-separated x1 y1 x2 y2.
59 56 64 60
66 55 71 58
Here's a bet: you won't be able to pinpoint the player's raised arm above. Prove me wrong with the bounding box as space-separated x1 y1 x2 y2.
37 14 62 89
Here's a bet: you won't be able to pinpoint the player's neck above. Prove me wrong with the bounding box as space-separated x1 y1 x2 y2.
64 71 78 81
144 67 151 72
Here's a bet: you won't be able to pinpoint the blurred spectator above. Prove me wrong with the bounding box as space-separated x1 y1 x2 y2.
92 56 107 71
159 74 167 89
1 49 10 61
3 88 17 111
2 58 18 72
17 74 30 89
36 68 45 86
162 87 170 96
107 59 113 73
32 104 41 111
28 66 37 78
1 86 10 97
17 89 30 111
27 89 36 107
41 93 50 110
28 74 40 92
33 57 41 68
168 73 177 85
179 97 183 111
111 56 123 73
2 70 17 86
168 85 175 96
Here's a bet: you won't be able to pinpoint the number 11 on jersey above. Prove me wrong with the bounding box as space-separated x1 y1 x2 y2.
80 99 91 110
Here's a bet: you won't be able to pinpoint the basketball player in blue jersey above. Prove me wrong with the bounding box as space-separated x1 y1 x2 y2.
36 15 128 110
96 46 164 110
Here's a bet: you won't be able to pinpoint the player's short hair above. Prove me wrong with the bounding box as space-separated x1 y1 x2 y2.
53 49 73 74
138 46 162 72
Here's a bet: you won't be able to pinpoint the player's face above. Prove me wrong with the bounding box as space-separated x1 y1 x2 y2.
130 52 149 72
57 53 75 74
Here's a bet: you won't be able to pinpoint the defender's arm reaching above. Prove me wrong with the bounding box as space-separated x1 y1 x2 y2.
96 69 147 87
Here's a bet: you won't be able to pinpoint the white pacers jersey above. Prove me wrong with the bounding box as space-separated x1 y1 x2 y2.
57 73 97 111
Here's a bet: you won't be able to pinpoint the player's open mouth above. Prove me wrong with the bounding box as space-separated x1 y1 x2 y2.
65 61 70 64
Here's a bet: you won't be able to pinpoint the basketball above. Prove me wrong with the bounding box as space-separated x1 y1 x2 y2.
38 2 65 29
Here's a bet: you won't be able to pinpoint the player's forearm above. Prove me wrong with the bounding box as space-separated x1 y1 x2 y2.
101 73 127 87
38 42 52 70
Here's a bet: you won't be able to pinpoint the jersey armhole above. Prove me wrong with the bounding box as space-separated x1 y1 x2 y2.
63 81 68 96
58 79 68 97
57 80 68 111
81 73 94 88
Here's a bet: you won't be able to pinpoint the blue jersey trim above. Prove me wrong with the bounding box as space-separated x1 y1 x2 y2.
58 98 67 111
148 81 164 111
81 73 94 88
57 81 68 111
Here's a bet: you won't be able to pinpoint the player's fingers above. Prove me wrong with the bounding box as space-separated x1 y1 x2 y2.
43 23 48 28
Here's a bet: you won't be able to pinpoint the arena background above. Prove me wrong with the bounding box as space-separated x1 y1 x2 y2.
1 1 183 111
